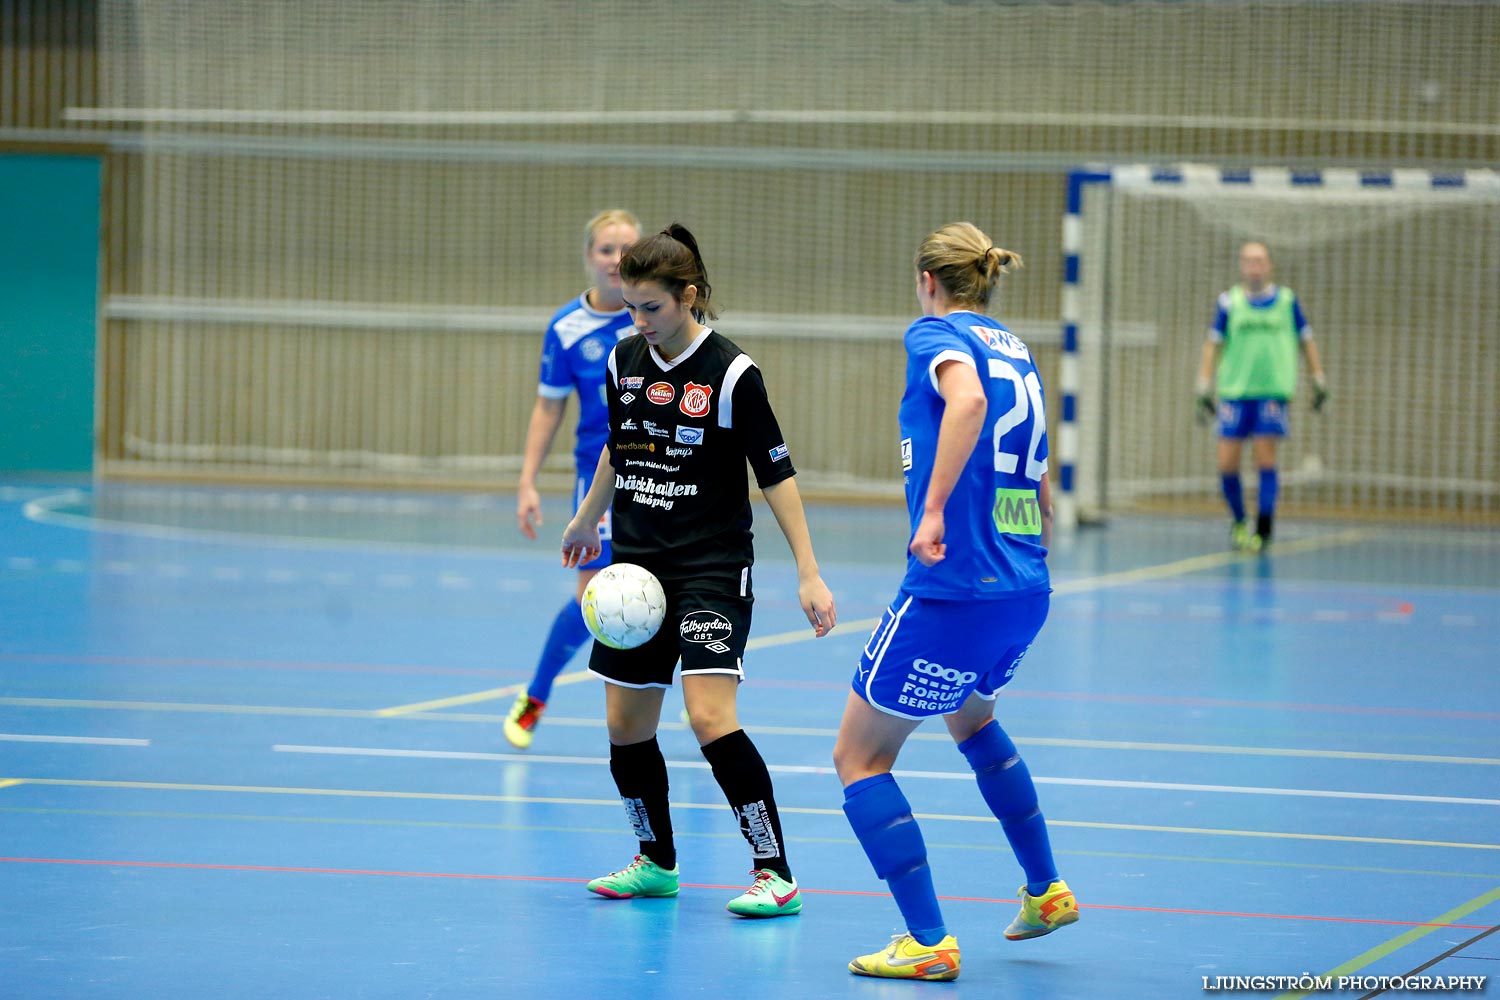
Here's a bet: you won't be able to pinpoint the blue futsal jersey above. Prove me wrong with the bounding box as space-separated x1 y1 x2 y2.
537 294 636 474
899 312 1050 600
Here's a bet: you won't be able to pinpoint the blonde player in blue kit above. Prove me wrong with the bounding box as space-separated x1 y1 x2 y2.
832 223 1079 982
507 209 641 748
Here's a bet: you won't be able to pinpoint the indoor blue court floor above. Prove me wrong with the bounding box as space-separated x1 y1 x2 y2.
2 482 1497 999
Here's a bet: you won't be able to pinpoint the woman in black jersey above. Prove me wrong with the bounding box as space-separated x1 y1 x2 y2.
561 223 836 918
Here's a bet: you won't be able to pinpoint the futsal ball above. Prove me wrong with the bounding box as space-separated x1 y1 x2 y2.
581 563 667 650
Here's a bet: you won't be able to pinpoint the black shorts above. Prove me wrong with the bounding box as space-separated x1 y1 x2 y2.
588 576 753 689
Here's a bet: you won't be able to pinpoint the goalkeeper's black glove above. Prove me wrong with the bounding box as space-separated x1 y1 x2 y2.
1311 375 1329 413
1194 379 1216 425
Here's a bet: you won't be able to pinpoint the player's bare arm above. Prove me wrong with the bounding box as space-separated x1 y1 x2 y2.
561 445 615 567
761 476 837 637
517 394 569 538
911 359 987 567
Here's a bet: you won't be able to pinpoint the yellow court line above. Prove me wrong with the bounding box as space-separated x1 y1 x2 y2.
374 669 598 717
1273 884 1500 1000
375 527 1371 715
16 778 1499 850
0 779 25 790
1051 527 1369 594
373 684 523 717
373 616 877 716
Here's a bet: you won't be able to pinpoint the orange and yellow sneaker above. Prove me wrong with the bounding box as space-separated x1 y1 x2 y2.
503 693 545 749
1005 879 1080 940
848 933 961 981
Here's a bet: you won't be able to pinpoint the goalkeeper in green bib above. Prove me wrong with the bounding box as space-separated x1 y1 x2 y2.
1195 242 1329 551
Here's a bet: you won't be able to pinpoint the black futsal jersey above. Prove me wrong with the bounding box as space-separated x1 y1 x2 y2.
604 328 795 590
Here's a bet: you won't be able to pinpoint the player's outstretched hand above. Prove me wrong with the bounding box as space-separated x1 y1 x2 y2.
910 510 946 567
559 516 601 569
798 573 837 637
517 484 542 540
1195 393 1216 426
1311 376 1330 414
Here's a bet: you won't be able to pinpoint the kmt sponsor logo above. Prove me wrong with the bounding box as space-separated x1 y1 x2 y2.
647 382 675 405
679 382 712 417
680 610 733 643
674 426 704 445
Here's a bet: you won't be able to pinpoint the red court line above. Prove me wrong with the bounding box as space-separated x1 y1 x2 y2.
0 652 513 679
3 857 1488 929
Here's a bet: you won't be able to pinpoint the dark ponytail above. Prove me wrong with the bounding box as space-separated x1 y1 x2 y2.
619 222 717 321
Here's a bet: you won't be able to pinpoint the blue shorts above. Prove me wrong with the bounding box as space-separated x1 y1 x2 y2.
575 471 613 571
852 589 1049 720
1217 398 1289 439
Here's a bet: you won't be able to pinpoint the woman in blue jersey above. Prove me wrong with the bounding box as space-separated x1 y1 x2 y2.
507 209 642 748
832 223 1078 982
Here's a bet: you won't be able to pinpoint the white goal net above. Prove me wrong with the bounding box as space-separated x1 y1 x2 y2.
1070 165 1500 522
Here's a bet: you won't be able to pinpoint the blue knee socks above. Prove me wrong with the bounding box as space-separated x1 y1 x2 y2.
843 773 947 946
958 721 1059 897
1221 473 1246 522
1257 468 1279 517
527 599 591 703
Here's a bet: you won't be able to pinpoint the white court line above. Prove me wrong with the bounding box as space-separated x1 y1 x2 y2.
0 734 150 747
480 717 1500 767
10 700 1496 766
19 491 529 559
270 745 1500 806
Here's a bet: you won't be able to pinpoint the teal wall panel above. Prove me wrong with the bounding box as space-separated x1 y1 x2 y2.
0 154 102 473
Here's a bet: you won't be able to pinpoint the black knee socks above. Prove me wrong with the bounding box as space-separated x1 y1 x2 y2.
609 737 676 871
701 729 792 881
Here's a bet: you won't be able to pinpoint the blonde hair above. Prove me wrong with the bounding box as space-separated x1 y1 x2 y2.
915 221 1022 309
583 208 641 260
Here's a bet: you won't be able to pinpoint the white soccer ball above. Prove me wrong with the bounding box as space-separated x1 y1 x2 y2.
581 563 667 650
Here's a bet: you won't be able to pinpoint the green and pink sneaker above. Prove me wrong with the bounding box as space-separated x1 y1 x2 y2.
726 869 802 918
586 855 679 899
